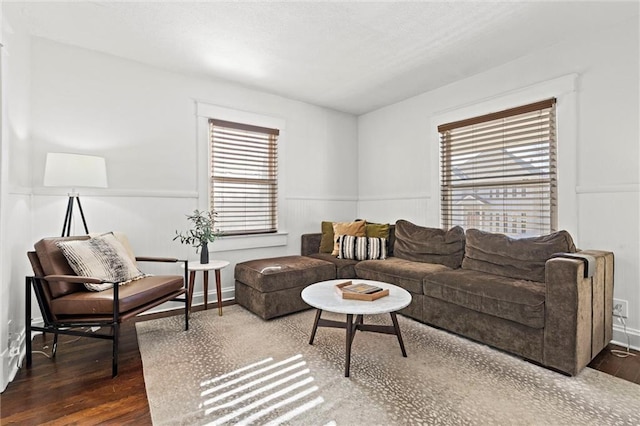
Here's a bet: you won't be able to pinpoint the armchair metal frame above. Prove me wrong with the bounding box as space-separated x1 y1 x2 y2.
26 254 190 377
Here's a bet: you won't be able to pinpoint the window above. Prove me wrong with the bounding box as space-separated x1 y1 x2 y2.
438 98 557 237
209 119 279 236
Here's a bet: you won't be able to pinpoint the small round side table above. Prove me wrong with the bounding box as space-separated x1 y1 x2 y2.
183 260 230 316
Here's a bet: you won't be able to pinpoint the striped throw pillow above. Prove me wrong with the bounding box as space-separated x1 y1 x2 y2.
337 235 387 261
56 233 145 291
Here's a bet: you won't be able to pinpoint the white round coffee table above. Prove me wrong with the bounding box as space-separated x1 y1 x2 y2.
301 279 411 377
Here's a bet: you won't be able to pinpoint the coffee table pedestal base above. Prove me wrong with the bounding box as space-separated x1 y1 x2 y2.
308 309 407 377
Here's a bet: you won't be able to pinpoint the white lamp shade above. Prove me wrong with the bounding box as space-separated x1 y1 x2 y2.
44 153 108 188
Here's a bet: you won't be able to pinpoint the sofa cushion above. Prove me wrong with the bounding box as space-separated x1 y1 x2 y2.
320 221 382 254
337 235 387 261
35 236 90 298
365 222 390 239
387 224 396 256
355 257 450 294
331 221 366 255
393 220 465 269
307 253 358 279
319 221 335 254
462 229 576 283
56 233 145 291
423 269 546 328
50 274 184 316
89 231 138 265
235 255 336 292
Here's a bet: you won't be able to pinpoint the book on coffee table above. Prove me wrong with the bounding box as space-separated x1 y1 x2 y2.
335 281 389 301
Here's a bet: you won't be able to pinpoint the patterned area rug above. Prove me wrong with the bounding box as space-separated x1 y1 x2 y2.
136 305 640 425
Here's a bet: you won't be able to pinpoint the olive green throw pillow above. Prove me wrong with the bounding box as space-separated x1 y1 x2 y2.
365 223 390 239
319 221 335 253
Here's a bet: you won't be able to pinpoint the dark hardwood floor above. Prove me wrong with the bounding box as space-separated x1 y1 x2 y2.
1 320 152 425
2 308 639 425
588 342 640 384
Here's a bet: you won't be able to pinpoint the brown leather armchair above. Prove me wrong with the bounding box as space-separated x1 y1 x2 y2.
26 235 189 377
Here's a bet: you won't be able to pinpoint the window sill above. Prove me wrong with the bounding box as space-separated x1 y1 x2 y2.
210 232 288 252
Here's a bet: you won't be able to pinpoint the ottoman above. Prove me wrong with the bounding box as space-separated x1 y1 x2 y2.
235 255 336 319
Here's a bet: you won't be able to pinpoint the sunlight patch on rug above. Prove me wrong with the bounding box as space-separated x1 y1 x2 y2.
199 354 327 426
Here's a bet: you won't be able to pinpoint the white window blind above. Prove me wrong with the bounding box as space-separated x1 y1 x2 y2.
209 119 279 236
438 98 557 237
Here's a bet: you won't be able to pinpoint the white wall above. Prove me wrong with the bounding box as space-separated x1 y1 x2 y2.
358 17 640 348
28 37 359 298
0 15 33 391
0 35 359 390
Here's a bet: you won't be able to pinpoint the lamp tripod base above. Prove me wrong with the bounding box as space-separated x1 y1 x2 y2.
62 194 89 237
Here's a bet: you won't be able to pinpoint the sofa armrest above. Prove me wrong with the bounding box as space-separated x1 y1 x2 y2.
136 257 189 291
577 250 615 350
301 233 322 256
543 250 614 375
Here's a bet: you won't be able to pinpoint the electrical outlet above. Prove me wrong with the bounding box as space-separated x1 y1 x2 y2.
613 299 628 318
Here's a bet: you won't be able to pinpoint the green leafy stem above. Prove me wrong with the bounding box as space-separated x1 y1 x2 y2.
173 209 221 251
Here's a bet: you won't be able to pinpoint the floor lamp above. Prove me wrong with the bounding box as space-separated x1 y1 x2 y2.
44 153 108 237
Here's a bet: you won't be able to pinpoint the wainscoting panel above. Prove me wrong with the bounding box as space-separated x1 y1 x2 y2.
285 196 358 253
357 196 431 226
2 192 33 392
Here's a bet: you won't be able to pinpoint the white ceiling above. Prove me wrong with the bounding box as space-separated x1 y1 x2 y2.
4 1 638 115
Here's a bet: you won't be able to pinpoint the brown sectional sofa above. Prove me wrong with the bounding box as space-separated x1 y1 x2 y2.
235 220 613 376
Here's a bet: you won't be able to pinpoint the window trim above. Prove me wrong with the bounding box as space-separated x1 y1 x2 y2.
428 74 578 238
196 102 287 248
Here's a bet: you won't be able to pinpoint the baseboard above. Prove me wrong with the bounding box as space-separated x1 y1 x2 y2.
611 322 640 351
134 288 236 316
1 328 26 393
188 288 235 309
1 347 10 393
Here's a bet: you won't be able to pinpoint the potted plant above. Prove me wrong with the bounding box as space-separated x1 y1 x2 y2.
174 209 220 264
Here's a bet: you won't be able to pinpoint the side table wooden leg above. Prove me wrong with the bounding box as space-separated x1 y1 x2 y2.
188 271 196 312
215 269 223 316
203 271 209 310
